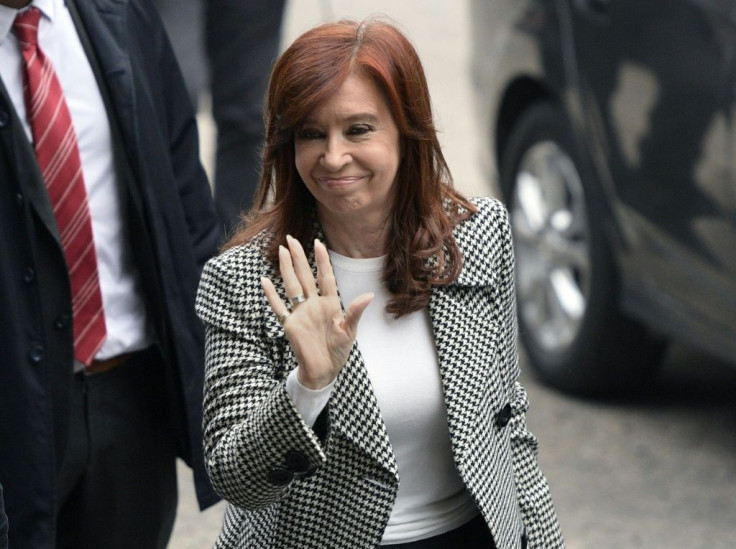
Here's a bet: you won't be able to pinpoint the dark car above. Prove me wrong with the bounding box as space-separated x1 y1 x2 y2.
470 0 736 395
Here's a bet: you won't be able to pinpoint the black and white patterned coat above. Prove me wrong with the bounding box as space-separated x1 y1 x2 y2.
195 197 564 548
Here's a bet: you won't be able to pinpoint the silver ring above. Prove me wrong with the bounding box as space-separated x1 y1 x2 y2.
276 311 290 325
289 293 307 306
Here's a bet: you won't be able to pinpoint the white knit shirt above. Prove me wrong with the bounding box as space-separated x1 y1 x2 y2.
286 251 477 544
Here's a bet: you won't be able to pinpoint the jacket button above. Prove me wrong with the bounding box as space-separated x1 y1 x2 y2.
0 110 8 128
267 467 294 486
15 192 24 206
285 450 310 474
55 314 70 330
28 343 45 364
302 466 319 478
495 403 512 428
23 267 35 283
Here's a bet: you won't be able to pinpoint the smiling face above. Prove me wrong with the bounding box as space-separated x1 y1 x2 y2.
294 71 401 230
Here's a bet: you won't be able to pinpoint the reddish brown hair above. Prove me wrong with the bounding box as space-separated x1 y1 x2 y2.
224 18 477 316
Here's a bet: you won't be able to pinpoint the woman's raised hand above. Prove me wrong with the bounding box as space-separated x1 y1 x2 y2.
261 236 374 389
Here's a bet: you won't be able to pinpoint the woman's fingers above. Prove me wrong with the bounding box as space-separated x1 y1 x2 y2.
314 239 338 297
270 238 371 351
343 292 374 337
286 235 318 298
278 244 305 302
261 276 289 319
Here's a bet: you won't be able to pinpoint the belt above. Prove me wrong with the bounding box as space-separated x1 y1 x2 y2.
87 351 136 375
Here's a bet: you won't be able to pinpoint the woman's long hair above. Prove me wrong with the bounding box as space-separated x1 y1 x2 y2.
223 18 477 316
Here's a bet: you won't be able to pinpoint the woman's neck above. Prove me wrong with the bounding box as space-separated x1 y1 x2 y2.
319 211 390 259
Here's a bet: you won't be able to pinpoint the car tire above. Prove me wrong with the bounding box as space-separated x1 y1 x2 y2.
499 101 665 396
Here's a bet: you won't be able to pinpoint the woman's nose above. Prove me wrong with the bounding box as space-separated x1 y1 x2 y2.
320 136 350 171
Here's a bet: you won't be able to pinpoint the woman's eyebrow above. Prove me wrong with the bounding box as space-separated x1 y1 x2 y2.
301 112 380 125
344 113 379 123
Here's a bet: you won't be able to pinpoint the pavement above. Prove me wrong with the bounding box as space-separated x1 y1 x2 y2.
169 1 488 547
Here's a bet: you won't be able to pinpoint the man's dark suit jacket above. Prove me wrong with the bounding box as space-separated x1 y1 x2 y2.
0 1 222 546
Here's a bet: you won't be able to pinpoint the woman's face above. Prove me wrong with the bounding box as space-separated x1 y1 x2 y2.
294 71 401 226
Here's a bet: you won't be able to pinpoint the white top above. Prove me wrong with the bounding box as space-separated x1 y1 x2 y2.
0 0 151 368
286 251 477 544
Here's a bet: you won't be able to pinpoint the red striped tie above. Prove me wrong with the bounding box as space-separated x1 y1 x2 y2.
14 7 107 366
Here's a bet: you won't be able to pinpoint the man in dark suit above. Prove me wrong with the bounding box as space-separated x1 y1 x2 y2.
0 0 222 547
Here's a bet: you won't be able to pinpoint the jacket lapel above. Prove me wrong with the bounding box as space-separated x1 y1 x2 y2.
429 231 501 463
65 0 139 161
329 346 399 478
0 79 61 246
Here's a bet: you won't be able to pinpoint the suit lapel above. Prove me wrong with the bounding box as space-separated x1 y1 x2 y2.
65 0 139 161
0 77 62 246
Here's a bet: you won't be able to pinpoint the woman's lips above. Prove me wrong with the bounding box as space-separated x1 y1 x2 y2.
317 175 365 187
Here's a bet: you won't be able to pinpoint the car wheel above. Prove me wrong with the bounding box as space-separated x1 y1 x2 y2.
499 101 665 395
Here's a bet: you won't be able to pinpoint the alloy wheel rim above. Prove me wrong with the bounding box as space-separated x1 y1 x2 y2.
510 140 591 354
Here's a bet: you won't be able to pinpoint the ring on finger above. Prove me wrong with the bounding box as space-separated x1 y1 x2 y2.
276 311 290 325
289 293 307 306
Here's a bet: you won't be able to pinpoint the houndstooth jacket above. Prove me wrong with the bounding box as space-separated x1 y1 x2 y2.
195 197 564 549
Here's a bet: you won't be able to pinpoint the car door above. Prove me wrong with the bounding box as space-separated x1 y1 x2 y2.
571 0 736 358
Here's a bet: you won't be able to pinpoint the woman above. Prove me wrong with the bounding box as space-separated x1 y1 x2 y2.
196 19 564 549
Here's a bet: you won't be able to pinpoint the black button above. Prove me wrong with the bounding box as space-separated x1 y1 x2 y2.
54 314 70 330
302 466 319 478
0 111 8 128
495 403 512 428
285 450 310 474
267 467 293 486
15 192 24 206
28 343 45 364
23 267 35 283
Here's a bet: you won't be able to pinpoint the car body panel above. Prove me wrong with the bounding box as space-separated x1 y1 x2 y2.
471 0 736 364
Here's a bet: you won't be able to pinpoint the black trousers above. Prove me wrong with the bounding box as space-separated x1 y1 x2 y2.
385 513 497 548
55 348 178 549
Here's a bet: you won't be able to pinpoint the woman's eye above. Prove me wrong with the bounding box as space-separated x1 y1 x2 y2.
298 128 323 140
348 124 373 136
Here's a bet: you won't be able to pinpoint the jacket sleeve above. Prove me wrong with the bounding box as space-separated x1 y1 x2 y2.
195 250 328 510
143 0 222 270
491 201 565 548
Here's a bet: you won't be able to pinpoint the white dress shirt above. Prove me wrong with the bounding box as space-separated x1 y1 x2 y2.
0 0 151 367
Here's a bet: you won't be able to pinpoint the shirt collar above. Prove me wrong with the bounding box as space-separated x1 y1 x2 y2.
0 0 58 46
